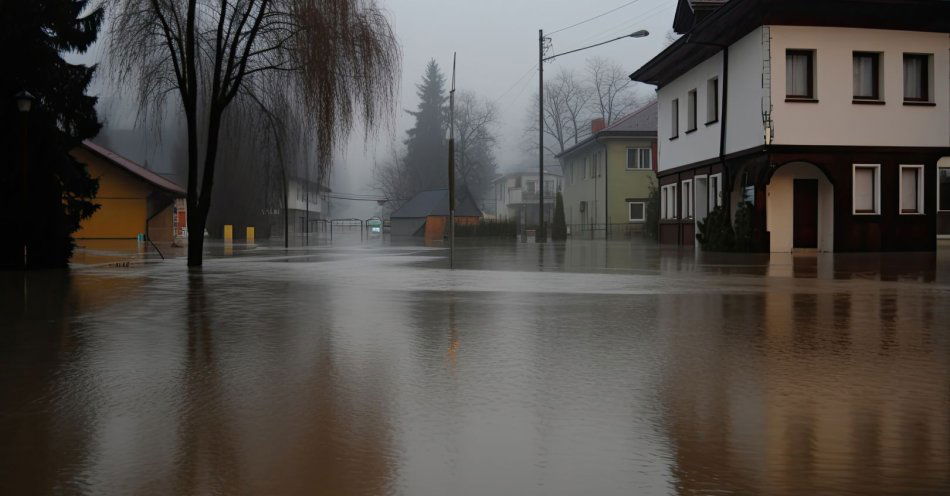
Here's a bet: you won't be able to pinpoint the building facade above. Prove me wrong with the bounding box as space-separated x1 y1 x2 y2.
632 0 950 251
492 166 562 227
558 102 658 238
70 140 186 244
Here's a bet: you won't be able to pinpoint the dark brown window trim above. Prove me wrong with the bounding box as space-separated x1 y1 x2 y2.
853 51 880 101
685 128 697 135
852 100 885 105
786 49 815 99
669 135 679 141
704 119 719 126
903 101 936 107
785 98 819 103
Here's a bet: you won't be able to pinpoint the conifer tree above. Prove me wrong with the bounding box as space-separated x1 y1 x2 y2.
403 60 448 191
0 0 102 268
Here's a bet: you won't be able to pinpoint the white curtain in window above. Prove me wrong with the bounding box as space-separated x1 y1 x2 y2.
853 55 875 98
904 56 923 99
639 149 651 169
786 53 809 96
660 187 668 219
901 168 919 212
854 167 875 212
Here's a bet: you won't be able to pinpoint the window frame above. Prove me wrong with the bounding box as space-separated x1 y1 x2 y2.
902 53 931 103
681 179 694 219
626 147 653 170
939 166 950 213
706 77 719 125
852 51 881 101
899 164 925 215
627 201 646 223
852 164 881 215
670 98 679 139
785 49 816 100
686 89 697 133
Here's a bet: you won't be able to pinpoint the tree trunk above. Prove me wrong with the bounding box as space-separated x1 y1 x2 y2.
187 206 206 267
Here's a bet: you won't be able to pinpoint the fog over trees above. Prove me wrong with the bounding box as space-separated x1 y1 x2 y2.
376 60 498 210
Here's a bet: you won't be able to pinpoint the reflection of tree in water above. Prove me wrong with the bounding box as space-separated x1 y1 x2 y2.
660 289 950 495
172 273 395 495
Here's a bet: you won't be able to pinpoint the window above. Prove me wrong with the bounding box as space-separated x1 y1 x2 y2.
900 165 924 214
686 89 697 132
853 52 880 100
626 148 652 170
786 49 815 99
903 53 930 102
660 187 667 219
526 180 536 193
706 78 719 124
628 202 645 222
940 167 950 212
544 180 554 194
670 99 679 138
709 173 722 208
661 184 678 219
681 180 693 219
853 164 880 215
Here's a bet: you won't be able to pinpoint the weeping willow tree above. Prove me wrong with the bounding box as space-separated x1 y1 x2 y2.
107 0 400 266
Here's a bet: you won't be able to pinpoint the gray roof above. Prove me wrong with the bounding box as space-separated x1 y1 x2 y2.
390 188 483 218
556 101 658 158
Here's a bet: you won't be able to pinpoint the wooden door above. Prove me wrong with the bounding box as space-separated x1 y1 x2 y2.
793 179 818 249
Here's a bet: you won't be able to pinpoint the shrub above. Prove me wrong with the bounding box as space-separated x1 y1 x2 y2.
644 180 660 240
696 205 735 251
454 219 518 238
733 201 754 252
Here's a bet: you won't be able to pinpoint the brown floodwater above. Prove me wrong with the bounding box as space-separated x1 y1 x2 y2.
1 237 949 495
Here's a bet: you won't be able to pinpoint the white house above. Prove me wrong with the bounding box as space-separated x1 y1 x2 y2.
492 165 562 227
631 0 950 252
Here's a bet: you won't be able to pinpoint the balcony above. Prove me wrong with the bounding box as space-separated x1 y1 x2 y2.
506 187 556 205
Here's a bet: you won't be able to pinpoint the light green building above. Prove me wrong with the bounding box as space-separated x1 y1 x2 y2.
557 101 658 238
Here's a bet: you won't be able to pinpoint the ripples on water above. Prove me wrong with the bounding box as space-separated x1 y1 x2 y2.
1 239 948 495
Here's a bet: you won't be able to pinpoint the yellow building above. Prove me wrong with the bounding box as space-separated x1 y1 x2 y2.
70 140 185 243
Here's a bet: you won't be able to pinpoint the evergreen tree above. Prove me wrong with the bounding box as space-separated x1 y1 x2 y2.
403 60 448 192
551 192 567 240
1 0 102 268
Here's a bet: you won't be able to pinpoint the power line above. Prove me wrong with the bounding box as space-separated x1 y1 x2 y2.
547 0 646 36
492 63 539 106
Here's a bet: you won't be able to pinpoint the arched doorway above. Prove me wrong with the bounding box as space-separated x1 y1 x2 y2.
766 162 834 252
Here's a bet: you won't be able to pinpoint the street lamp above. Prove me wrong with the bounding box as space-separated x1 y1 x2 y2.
15 90 35 267
537 29 648 242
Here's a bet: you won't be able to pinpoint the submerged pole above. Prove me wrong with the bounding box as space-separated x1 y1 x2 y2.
448 52 457 269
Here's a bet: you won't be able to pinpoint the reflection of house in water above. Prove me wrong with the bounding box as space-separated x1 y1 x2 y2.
658 287 950 494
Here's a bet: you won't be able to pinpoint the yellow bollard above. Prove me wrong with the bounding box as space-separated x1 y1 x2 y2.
223 224 233 241
246 226 255 244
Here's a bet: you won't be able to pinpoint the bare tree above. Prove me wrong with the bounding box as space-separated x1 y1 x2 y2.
586 56 640 125
107 0 400 266
454 91 498 200
523 69 590 157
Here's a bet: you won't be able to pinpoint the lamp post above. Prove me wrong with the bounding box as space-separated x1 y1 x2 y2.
15 90 34 267
537 29 648 242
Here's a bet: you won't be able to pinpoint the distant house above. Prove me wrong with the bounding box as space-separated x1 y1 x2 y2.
631 0 950 251
70 140 186 244
390 188 482 238
287 177 331 235
492 165 562 227
558 102 658 238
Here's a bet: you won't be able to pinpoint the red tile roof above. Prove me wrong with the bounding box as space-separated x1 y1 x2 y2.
80 140 186 196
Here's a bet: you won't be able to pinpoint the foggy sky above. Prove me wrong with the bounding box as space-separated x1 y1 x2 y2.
73 0 677 218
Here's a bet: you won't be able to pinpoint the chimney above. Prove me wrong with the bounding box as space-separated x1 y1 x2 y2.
591 118 606 134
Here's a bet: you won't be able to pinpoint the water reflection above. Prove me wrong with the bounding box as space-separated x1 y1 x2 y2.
1 241 949 495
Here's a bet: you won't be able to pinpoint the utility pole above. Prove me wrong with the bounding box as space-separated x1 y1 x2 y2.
448 52 457 268
537 29 545 243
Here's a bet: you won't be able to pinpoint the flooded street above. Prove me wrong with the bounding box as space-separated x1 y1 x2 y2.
2 238 949 495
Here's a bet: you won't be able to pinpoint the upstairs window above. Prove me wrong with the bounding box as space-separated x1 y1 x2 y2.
626 148 652 170
900 165 924 214
706 78 719 124
853 164 880 215
903 53 931 102
686 89 697 132
786 49 815 100
853 52 880 101
670 98 679 138
525 180 536 193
